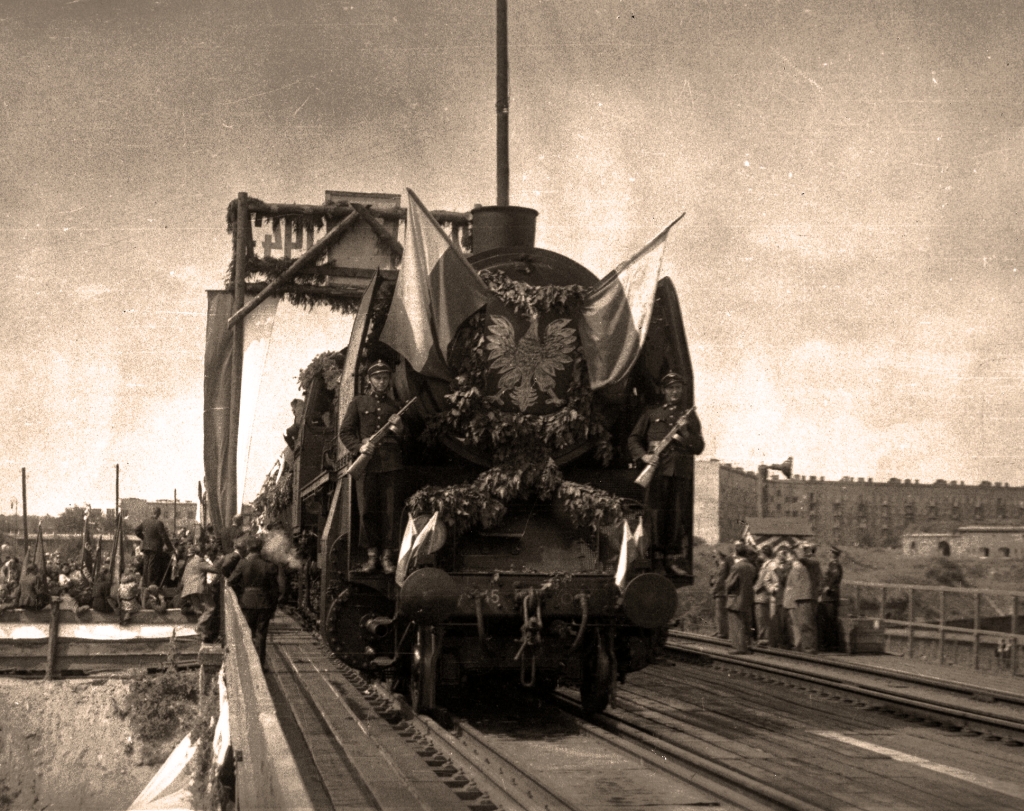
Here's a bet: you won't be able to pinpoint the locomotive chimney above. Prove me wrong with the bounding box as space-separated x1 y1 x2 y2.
470 205 538 253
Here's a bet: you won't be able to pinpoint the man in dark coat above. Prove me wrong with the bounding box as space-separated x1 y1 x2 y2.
228 535 282 667
627 371 704 576
725 545 757 654
339 360 405 574
709 547 732 638
135 507 171 588
818 546 844 651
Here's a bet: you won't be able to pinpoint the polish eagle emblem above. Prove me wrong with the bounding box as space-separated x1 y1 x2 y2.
485 314 577 412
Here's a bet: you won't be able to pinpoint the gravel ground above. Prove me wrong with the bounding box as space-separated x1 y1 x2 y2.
0 676 158 811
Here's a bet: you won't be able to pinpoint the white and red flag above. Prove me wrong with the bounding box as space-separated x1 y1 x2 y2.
577 213 685 390
395 512 448 587
380 189 491 381
614 518 648 590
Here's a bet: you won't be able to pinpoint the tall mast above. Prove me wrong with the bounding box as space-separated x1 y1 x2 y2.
496 0 509 206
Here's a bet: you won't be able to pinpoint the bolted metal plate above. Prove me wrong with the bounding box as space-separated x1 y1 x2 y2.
621 572 678 629
398 568 461 625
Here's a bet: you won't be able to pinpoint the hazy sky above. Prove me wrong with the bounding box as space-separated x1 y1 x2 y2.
2 0 1022 516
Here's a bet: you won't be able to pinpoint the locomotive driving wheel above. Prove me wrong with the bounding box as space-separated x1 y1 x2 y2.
409 624 441 714
580 628 612 717
324 583 395 670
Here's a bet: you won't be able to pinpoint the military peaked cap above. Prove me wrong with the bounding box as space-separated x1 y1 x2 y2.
660 371 684 385
367 360 393 376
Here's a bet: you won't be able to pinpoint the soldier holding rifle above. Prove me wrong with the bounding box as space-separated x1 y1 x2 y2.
340 360 408 574
628 371 704 576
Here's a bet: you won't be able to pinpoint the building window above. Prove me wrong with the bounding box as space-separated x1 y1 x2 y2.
974 503 984 521
927 503 938 519
980 547 989 558
999 547 1010 557
951 501 961 520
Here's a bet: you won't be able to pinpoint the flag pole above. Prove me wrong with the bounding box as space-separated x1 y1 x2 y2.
21 467 29 553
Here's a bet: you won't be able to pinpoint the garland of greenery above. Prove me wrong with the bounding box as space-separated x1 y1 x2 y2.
477 266 587 317
252 465 293 524
298 350 347 394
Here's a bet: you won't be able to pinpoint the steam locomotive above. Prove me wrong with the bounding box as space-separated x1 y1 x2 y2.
283 204 697 715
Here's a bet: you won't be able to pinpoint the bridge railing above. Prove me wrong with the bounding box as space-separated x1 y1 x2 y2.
223 587 314 810
845 581 1024 676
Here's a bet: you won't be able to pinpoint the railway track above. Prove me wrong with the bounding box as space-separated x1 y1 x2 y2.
262 613 1024 810
667 630 1024 746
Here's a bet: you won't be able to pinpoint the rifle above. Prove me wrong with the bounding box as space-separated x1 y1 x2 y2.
634 406 696 488
342 396 418 479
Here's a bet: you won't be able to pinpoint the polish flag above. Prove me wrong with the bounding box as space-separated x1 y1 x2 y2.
577 214 684 390
614 519 648 590
380 189 491 381
395 512 448 586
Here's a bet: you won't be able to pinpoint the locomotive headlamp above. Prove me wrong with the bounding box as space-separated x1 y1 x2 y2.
397 567 461 625
621 572 678 629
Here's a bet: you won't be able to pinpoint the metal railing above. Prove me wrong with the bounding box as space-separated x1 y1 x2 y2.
847 581 1024 676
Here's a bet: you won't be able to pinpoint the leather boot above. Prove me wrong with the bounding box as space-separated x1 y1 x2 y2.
381 551 396 575
357 549 380 573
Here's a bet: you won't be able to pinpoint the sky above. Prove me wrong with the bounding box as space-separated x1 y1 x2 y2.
1 0 1022 516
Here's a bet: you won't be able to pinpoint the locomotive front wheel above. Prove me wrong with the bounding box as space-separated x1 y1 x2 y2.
580 629 612 716
409 625 440 714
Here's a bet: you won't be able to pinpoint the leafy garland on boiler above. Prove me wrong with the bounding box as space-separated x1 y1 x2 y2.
410 267 623 539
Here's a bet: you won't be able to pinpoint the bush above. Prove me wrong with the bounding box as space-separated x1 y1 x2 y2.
124 668 200 765
924 558 970 588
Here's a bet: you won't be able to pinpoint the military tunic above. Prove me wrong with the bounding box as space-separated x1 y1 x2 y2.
339 392 404 552
628 403 705 558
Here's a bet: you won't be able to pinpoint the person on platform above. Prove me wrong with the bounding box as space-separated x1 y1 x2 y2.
135 507 171 588
0 544 20 601
709 546 732 638
818 546 844 651
228 534 283 668
284 397 305 452
17 563 49 610
752 546 775 646
339 360 406 574
725 544 757 654
766 543 793 648
627 371 704 576
783 542 821 653
91 565 116 614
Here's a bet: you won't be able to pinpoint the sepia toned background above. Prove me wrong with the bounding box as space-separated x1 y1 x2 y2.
1 0 1021 515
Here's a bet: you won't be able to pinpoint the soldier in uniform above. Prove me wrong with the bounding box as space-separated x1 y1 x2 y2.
339 360 405 574
627 371 704 576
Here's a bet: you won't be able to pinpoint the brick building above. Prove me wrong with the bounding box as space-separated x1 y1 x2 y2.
693 460 1024 551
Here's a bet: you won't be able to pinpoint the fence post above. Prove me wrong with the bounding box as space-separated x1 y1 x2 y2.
938 589 946 666
1012 595 1019 677
854 585 861 618
973 591 981 670
907 588 915 659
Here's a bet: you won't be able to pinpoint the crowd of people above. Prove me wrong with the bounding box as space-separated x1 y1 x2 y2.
711 538 844 655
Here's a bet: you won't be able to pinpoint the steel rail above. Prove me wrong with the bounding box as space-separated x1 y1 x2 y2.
549 692 818 811
671 629 1024 707
667 633 1024 743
